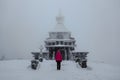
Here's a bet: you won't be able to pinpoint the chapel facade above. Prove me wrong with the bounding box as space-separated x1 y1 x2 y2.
44 12 76 60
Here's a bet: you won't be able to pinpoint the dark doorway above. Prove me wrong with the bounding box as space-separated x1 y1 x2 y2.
54 47 66 60
60 49 65 60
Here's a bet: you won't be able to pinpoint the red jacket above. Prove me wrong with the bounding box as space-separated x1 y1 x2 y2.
55 50 62 62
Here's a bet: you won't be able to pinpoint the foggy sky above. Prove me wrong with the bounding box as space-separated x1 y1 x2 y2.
0 0 120 66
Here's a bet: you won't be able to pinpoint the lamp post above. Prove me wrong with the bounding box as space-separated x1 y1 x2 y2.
39 45 43 57
39 45 44 62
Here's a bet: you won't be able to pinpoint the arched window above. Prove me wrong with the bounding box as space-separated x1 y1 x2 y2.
65 42 67 45
69 42 71 45
56 41 59 45
53 42 55 45
60 41 63 45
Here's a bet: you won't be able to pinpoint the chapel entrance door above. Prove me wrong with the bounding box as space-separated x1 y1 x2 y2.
60 49 66 60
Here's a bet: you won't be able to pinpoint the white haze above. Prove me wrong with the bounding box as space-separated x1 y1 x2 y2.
0 0 120 66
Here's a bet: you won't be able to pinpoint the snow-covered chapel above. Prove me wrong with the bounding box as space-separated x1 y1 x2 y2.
44 12 76 60
32 12 88 62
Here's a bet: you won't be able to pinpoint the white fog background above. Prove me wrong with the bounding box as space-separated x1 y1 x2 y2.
0 0 120 66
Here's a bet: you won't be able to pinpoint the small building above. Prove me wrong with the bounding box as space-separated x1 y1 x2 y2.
31 12 89 68
44 12 76 60
31 12 88 62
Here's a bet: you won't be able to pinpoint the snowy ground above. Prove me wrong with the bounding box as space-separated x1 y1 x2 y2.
0 60 120 80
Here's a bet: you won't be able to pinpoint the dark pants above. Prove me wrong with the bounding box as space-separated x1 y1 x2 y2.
57 61 61 70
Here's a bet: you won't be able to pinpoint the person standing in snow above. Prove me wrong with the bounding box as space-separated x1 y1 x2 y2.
55 50 62 70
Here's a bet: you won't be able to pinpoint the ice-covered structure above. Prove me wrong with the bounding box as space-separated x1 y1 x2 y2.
32 12 88 63
31 12 88 68
44 12 76 60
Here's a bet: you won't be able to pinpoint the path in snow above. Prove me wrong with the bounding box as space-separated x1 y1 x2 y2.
0 60 120 80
